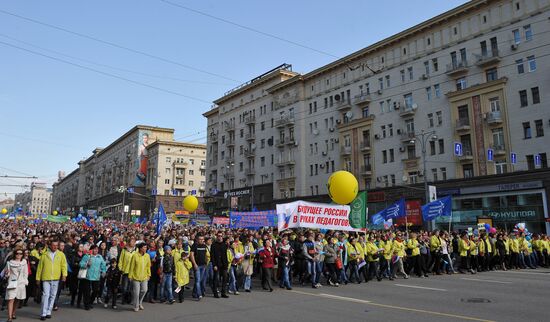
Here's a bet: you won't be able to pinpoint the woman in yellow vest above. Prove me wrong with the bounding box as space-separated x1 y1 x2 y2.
128 242 151 312
346 237 362 283
391 233 409 279
365 234 382 281
508 234 520 269
458 231 473 274
469 236 479 272
174 247 191 303
406 233 422 277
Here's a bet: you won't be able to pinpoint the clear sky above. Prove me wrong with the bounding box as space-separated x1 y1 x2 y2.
0 0 467 199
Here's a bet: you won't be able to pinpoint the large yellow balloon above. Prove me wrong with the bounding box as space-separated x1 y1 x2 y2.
52 210 58 216
327 171 359 205
1 208 7 215
183 195 199 212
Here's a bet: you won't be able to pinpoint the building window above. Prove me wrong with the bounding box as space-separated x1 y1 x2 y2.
523 122 532 139
428 113 434 127
531 87 540 104
189 180 194 186
404 93 413 109
432 58 438 72
261 122 265 130
526 155 535 170
527 55 536 72
456 77 467 91
438 139 445 154
408 67 413 80
388 124 393 137
165 179 170 184
362 107 369 118
513 29 521 44
424 61 430 75
385 75 390 87
524 24 533 41
495 161 507 174
408 171 419 184
440 167 447 180
516 59 524 74
535 119 544 137
389 149 394 162
378 77 384 90
431 85 440 99
490 97 500 112
379 101 384 114
166 157 171 163
463 164 474 178
382 150 387 163
381 125 386 138
486 68 498 81
430 141 436 155
400 70 405 83
426 87 432 101
519 90 528 107
432 168 438 181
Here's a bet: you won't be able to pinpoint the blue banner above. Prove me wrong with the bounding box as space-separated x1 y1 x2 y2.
422 196 452 221
156 203 167 234
374 198 406 220
230 210 277 229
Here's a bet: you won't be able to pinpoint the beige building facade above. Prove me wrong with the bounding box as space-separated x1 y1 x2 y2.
14 183 52 215
205 0 550 212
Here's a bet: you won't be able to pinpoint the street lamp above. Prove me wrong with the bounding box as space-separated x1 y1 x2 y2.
225 163 234 212
117 185 126 222
409 129 437 230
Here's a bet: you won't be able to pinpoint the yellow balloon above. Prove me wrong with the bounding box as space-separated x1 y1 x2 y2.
183 195 199 212
1 208 7 215
327 171 359 205
52 210 58 216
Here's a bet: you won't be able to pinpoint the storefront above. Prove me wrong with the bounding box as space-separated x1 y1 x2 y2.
435 181 549 233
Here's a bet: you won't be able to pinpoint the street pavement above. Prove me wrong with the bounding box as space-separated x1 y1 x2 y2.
8 268 549 322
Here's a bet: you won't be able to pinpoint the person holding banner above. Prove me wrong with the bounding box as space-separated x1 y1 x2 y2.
303 234 319 288
323 237 339 286
277 236 293 290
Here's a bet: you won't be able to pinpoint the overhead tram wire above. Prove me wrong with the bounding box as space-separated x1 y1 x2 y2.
0 9 242 83
0 40 213 104
0 34 234 87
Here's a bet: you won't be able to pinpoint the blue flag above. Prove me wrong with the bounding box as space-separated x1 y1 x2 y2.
372 213 385 226
156 203 167 234
375 198 406 220
422 196 452 221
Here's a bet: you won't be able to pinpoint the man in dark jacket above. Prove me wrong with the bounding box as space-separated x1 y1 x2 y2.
210 233 229 298
160 246 175 304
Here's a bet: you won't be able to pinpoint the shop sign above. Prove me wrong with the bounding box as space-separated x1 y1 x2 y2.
461 181 542 194
487 209 539 220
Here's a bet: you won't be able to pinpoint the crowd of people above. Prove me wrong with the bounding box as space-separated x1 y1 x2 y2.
0 219 549 321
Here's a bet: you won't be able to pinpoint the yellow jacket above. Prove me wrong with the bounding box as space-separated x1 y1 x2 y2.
469 240 478 256
118 248 135 274
175 256 191 287
381 240 393 260
36 250 68 281
346 243 362 261
430 235 441 252
406 239 420 257
508 239 519 253
365 241 379 262
128 252 151 282
458 239 470 257
392 240 406 257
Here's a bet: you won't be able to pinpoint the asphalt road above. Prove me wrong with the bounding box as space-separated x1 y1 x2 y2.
7 268 549 322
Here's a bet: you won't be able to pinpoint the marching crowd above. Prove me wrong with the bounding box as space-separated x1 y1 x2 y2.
0 219 549 321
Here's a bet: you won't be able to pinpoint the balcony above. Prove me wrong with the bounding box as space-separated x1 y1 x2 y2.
244 115 256 124
275 115 295 128
335 99 352 111
245 133 255 141
225 156 235 164
275 139 285 148
275 158 295 167
399 105 417 117
458 150 474 161
475 49 501 67
361 164 372 176
210 133 218 143
486 111 503 125
199 185 206 191
360 141 371 152
277 174 296 182
490 143 506 156
199 165 206 170
341 146 352 155
174 160 188 166
245 168 255 176
455 118 471 132
445 61 469 76
402 157 419 170
400 132 416 143
226 139 235 147
225 123 235 132
353 94 371 106
244 149 255 158
224 172 235 179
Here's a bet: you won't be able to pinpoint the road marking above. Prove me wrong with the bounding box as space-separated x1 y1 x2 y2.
492 270 550 276
394 284 447 291
461 278 512 284
290 289 494 322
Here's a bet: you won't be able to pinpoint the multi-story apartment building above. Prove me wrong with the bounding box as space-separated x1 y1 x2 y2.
14 183 52 215
52 125 206 217
205 0 550 233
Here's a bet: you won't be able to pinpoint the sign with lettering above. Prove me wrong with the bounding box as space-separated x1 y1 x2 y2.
276 200 361 232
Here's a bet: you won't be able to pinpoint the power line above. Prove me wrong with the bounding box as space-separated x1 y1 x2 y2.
0 9 241 83
0 40 213 104
0 33 234 87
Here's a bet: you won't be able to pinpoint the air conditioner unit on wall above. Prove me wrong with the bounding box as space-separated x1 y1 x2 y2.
322 151 327 156
377 89 382 95
511 43 518 50
399 146 406 152
374 134 380 139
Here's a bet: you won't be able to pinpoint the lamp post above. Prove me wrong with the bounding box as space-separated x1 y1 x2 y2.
409 129 437 230
117 185 126 222
225 163 234 213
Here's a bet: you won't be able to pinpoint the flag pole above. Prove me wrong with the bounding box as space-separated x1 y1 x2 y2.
448 210 452 233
